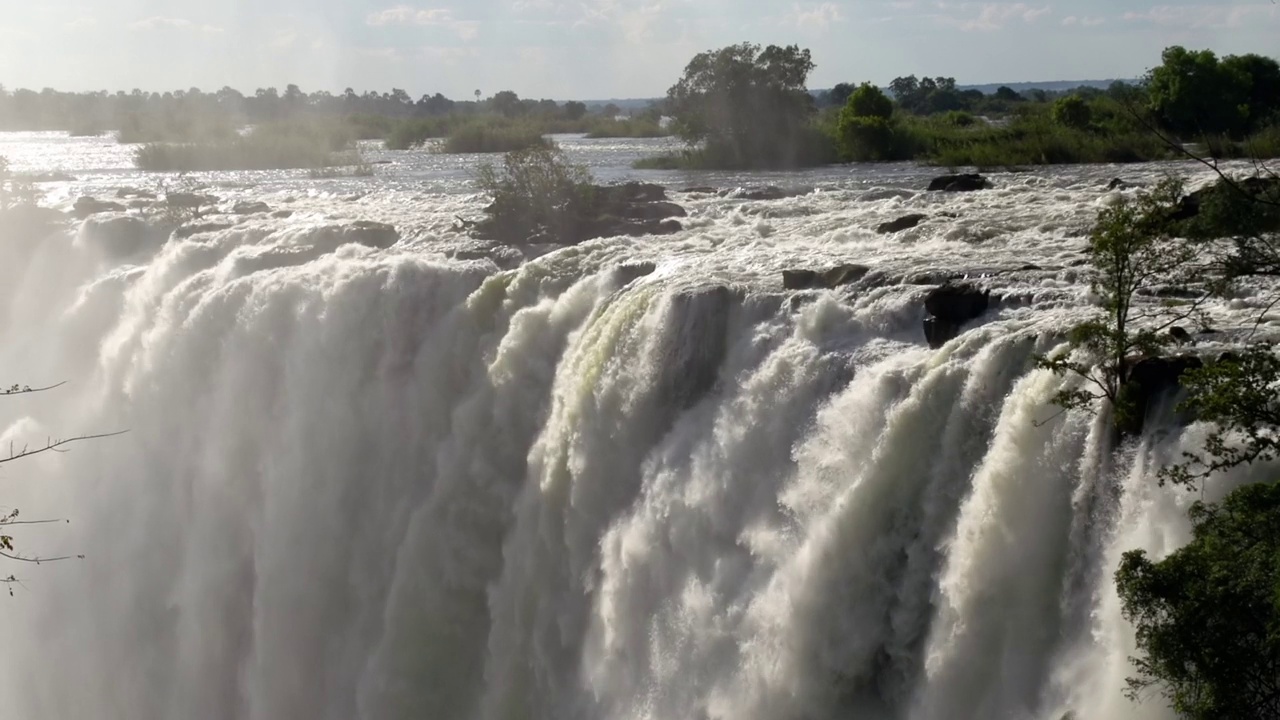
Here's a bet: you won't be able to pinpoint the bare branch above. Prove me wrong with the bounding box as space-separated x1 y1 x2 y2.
0 382 68 397
0 430 129 466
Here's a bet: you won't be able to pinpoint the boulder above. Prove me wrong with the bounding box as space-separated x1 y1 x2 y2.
876 213 927 234
81 215 166 257
271 210 294 219
1106 178 1131 191
72 197 126 219
342 221 399 249
1122 355 1204 434
680 186 718 194
922 282 991 348
783 264 871 290
599 181 667 204
174 222 234 239
740 186 809 201
233 201 272 215
927 174 990 192
613 262 656 285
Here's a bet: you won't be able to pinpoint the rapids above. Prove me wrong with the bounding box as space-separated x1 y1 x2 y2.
0 133 1272 720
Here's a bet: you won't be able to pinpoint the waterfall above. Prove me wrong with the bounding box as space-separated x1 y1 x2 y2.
0 213 1252 720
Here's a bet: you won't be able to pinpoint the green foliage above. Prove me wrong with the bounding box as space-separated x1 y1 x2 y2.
1116 481 1280 719
1051 95 1093 131
845 83 893 121
665 42 819 169
438 121 551 154
1036 180 1202 431
473 145 592 242
133 120 358 171
1146 46 1268 138
837 116 901 162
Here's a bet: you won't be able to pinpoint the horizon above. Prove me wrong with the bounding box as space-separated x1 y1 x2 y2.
1 1 1277 99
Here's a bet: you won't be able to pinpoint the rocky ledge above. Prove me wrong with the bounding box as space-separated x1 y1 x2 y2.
466 181 686 245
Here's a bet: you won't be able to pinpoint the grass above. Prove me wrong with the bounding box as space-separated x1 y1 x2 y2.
134 120 361 171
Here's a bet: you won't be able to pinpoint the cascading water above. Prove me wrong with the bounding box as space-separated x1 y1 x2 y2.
0 134 1269 720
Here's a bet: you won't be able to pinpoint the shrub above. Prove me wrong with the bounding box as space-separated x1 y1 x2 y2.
1052 95 1093 131
845 83 894 121
438 122 550 154
134 120 358 171
472 145 593 242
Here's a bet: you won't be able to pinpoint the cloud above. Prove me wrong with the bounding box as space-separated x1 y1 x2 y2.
786 2 845 31
130 17 224 33
1122 4 1278 29
365 6 481 39
1061 15 1105 27
931 2 1052 31
65 17 97 31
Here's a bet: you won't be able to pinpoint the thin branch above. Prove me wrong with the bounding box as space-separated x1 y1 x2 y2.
0 551 77 564
0 519 67 527
0 430 129 466
0 382 68 397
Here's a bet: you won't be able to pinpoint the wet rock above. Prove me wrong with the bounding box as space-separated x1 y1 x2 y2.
740 186 809 201
73 197 126 219
81 215 167 257
271 210 294 219
876 213 927 234
1019 263 1043 271
599 181 667 204
1168 326 1195 346
927 173 990 192
680 186 718 194
468 181 687 245
1122 355 1204 434
619 200 687 222
233 200 272 215
922 282 991 348
1107 178 1131 191
783 264 871 290
658 286 734 408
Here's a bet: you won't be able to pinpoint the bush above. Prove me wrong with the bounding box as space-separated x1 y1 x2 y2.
134 120 359 171
1116 481 1280 719
1051 95 1093 131
472 145 593 242
583 118 669 138
845 83 894 121
438 122 551 154
838 116 903 162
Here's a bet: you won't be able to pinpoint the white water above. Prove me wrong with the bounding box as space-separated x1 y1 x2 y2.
0 134 1274 719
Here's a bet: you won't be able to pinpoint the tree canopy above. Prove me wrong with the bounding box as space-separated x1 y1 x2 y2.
665 42 819 168
1146 46 1280 138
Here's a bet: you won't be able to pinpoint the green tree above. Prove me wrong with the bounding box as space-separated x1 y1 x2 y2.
1116 481 1280 719
665 42 817 168
1037 180 1204 433
1051 94 1093 130
1146 46 1250 138
562 101 587 121
473 145 592 243
845 83 893 120
1221 53 1280 133
836 84 900 162
490 90 522 118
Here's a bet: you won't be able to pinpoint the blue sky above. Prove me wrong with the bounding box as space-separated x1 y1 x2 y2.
1 1 1277 99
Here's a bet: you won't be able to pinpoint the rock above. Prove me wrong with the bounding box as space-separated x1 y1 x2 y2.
599 181 667 204
165 192 216 211
1019 264 1042 271
271 210 294 219
81 215 166 257
680 186 718 194
619 201 687 222
1168 326 1195 346
116 187 157 199
658 285 734 408
783 264 871 290
1107 178 1131 191
876 213 927 234
343 221 399 249
922 282 991 348
72 196 126 219
232 201 272 215
927 174 990 192
1123 355 1204 434
740 186 809 201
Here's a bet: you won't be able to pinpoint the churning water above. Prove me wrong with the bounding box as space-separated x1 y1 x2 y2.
0 133 1272 720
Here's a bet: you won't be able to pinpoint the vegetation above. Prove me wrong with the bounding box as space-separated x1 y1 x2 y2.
1116 482 1280 719
472 145 593 242
133 119 361 171
436 121 551 154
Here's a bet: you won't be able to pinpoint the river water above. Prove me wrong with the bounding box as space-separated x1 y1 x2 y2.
0 132 1271 720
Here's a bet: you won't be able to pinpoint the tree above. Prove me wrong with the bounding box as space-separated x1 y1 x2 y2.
845 83 893 120
1051 94 1093 130
665 42 817 168
472 145 593 243
836 84 900 162
1116 481 1280 719
827 82 856 108
1147 46 1250 138
491 90 522 117
994 85 1023 102
1037 180 1206 433
1221 53 1280 133
562 101 587 121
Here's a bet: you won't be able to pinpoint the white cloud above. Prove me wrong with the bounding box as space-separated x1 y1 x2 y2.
787 2 845 31
931 2 1052 31
65 17 97 31
366 6 482 40
1122 4 1278 29
1061 15 1105 27
131 17 223 33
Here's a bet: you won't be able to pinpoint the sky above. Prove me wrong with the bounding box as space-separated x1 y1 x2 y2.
1 0 1277 100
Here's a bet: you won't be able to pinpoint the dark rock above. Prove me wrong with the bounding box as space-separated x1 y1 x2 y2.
116 187 157 199
1019 264 1043 271
1107 178 1131 191
271 210 294 219
927 174 990 192
922 282 991 349
783 264 871 290
658 285 734 408
619 201 687 222
1218 351 1241 364
81 215 167 257
599 181 667 204
343 221 399 248
1123 355 1204 434
681 186 718 194
233 201 272 215
72 197 126 219
876 213 927 234
740 186 809 201
1168 326 1195 345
